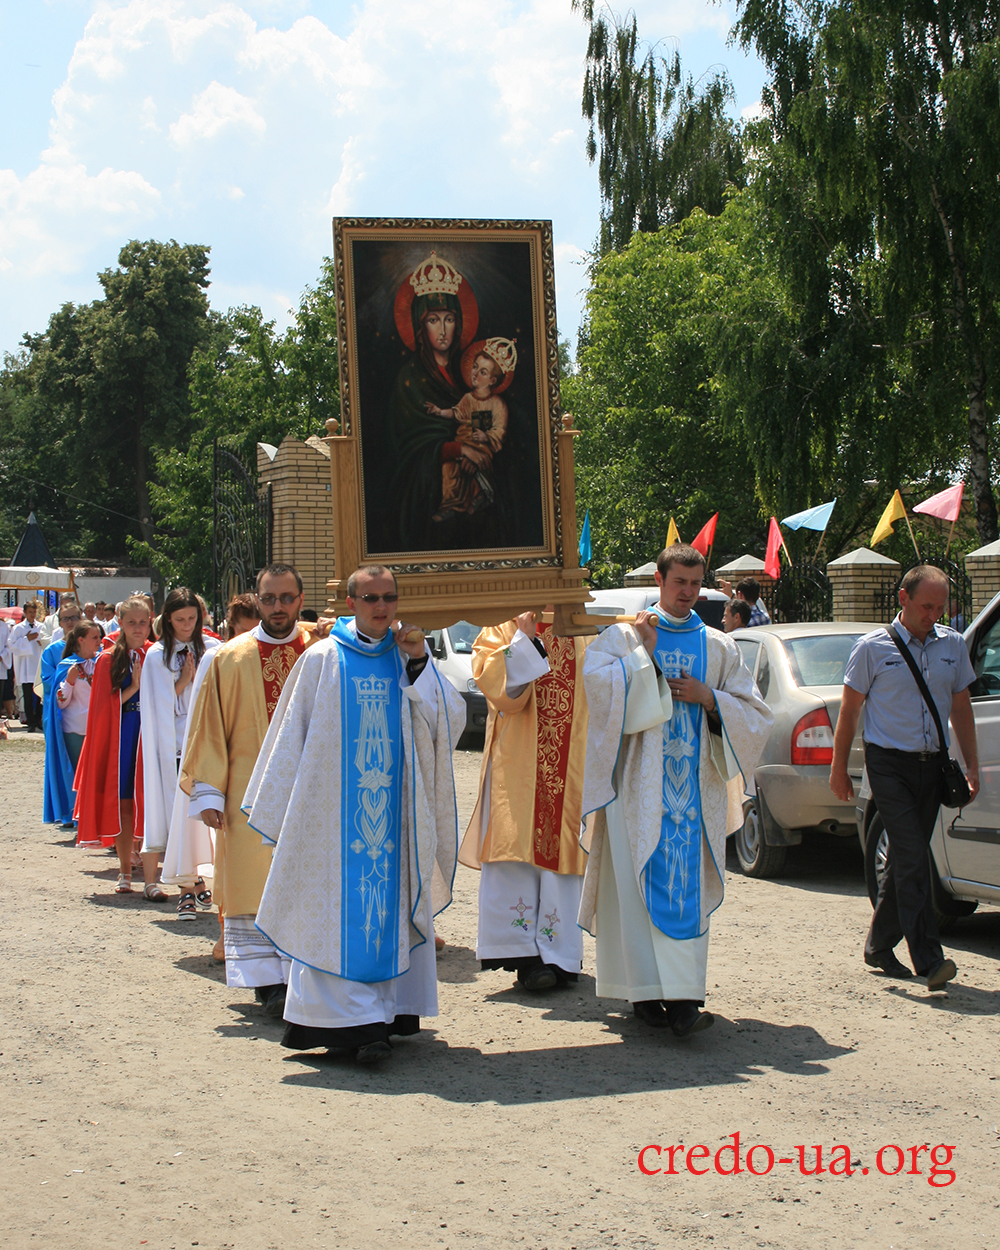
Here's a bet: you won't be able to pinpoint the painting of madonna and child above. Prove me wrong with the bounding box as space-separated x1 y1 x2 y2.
338 224 555 559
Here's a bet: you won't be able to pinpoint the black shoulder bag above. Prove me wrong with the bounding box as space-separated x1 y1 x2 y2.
886 626 971 809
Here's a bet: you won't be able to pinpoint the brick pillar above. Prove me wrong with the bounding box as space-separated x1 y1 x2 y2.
257 437 336 615
826 549 900 622
964 541 1000 618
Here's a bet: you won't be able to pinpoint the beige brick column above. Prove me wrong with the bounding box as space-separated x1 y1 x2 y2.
826 548 900 622
964 541 1000 618
257 437 336 615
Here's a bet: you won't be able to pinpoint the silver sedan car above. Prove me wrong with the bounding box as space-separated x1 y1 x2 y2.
730 622 880 877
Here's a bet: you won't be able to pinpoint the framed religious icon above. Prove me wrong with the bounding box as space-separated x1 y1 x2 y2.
326 218 592 630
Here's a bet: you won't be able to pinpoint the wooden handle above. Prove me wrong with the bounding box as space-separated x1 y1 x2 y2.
540 611 638 626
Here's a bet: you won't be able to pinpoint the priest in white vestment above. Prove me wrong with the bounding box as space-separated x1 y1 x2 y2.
581 544 772 1037
243 565 465 1064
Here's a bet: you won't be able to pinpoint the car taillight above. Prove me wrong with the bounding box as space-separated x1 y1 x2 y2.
791 708 835 765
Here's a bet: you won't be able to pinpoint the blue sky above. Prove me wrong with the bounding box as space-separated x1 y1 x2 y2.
0 0 766 360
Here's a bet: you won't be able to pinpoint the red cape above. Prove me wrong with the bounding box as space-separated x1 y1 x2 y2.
74 645 149 847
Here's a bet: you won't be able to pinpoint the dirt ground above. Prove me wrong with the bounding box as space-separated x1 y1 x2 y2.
1 726 999 1250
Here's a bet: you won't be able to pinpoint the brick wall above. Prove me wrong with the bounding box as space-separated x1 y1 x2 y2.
257 437 336 615
965 554 1000 618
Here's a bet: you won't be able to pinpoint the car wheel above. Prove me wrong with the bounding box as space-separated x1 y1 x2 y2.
863 812 977 932
735 797 787 878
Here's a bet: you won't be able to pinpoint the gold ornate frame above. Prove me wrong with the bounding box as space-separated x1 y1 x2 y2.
325 218 592 631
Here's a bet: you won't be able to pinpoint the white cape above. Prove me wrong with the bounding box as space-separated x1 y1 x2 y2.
243 638 465 978
579 621 772 937
155 643 222 880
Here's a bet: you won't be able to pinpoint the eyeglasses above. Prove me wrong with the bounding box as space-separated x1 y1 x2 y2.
61 614 82 623
357 593 399 604
257 593 301 606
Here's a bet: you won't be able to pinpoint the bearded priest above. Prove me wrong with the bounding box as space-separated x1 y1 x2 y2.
580 544 772 1038
181 564 315 1016
243 565 464 1064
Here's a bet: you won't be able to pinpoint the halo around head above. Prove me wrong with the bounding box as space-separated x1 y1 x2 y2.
460 337 518 394
394 251 479 351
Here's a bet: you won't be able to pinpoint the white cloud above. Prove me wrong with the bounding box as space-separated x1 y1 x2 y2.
170 81 266 146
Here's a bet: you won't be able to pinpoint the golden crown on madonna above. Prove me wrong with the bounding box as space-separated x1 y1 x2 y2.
408 251 463 299
483 336 517 375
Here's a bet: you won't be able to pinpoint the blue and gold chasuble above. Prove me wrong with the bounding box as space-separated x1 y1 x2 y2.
644 612 709 940
332 618 406 983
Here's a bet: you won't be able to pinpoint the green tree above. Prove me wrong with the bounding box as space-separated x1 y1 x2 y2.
574 1 746 253
732 0 1000 541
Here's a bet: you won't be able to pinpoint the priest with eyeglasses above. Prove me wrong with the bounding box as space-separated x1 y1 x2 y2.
243 564 464 1063
181 564 316 1017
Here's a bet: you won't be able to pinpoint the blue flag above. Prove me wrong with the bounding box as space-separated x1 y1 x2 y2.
781 499 836 531
579 509 592 565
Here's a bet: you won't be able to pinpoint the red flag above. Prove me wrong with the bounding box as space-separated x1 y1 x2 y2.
764 516 783 580
690 512 718 557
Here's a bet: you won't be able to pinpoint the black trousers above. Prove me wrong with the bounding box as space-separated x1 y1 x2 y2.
864 744 945 976
21 681 42 731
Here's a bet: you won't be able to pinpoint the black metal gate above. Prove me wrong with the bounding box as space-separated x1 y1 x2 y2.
212 441 272 625
872 552 972 628
762 563 833 624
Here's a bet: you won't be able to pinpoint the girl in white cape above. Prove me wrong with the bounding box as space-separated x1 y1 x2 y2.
140 588 220 917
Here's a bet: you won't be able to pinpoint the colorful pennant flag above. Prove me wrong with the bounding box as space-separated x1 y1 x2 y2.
913 482 964 524
871 489 908 547
781 499 836 532
690 512 718 557
578 509 592 565
764 516 783 579
666 517 681 547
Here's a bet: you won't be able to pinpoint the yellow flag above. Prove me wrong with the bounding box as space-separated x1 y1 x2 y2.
871 489 907 547
666 517 681 547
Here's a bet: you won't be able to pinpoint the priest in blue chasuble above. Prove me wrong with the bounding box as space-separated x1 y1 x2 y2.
243 566 464 1063
580 545 772 1037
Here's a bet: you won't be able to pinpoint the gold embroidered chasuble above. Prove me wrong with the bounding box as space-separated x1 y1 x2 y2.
459 619 590 876
179 626 313 916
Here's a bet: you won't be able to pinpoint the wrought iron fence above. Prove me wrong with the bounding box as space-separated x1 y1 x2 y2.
761 563 833 624
212 441 272 624
870 552 972 628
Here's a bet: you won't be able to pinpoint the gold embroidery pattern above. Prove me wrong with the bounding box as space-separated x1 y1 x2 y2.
260 644 299 720
532 630 576 869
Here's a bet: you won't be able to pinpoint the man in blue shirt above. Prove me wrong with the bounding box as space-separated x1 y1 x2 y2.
830 566 979 990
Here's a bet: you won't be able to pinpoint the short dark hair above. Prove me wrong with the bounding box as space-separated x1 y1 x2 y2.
727 598 752 627
736 577 761 602
299 609 319 622
656 544 706 578
347 565 398 597
256 563 303 594
900 564 948 597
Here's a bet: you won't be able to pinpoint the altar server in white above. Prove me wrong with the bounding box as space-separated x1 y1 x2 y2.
140 588 220 908
581 544 772 1037
243 565 464 1064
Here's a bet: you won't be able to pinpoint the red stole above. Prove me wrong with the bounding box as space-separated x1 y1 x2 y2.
531 623 578 871
74 644 150 847
257 633 306 722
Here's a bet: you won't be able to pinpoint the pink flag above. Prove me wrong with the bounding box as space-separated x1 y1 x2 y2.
764 516 782 580
913 482 964 524
690 512 718 557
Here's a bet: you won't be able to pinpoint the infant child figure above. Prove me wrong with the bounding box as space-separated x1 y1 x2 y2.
425 337 516 522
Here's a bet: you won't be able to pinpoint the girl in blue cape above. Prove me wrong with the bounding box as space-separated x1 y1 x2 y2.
43 621 102 826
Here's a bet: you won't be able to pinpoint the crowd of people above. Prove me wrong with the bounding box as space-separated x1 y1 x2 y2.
2 547 971 1061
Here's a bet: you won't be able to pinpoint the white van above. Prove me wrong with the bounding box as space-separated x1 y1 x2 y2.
427 621 488 743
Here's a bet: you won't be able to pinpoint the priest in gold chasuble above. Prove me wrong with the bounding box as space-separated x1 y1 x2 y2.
180 565 313 1013
459 611 592 991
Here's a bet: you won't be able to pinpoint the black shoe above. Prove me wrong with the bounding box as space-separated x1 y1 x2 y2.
667 1001 714 1038
256 983 286 1017
520 965 558 991
633 1000 673 1029
926 958 957 991
864 951 913 978
356 1040 393 1064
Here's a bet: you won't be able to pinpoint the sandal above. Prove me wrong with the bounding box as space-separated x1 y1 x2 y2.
194 878 213 910
177 892 197 921
143 882 168 902
115 874 133 894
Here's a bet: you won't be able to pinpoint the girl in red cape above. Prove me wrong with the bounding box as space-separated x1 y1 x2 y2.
75 596 164 899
